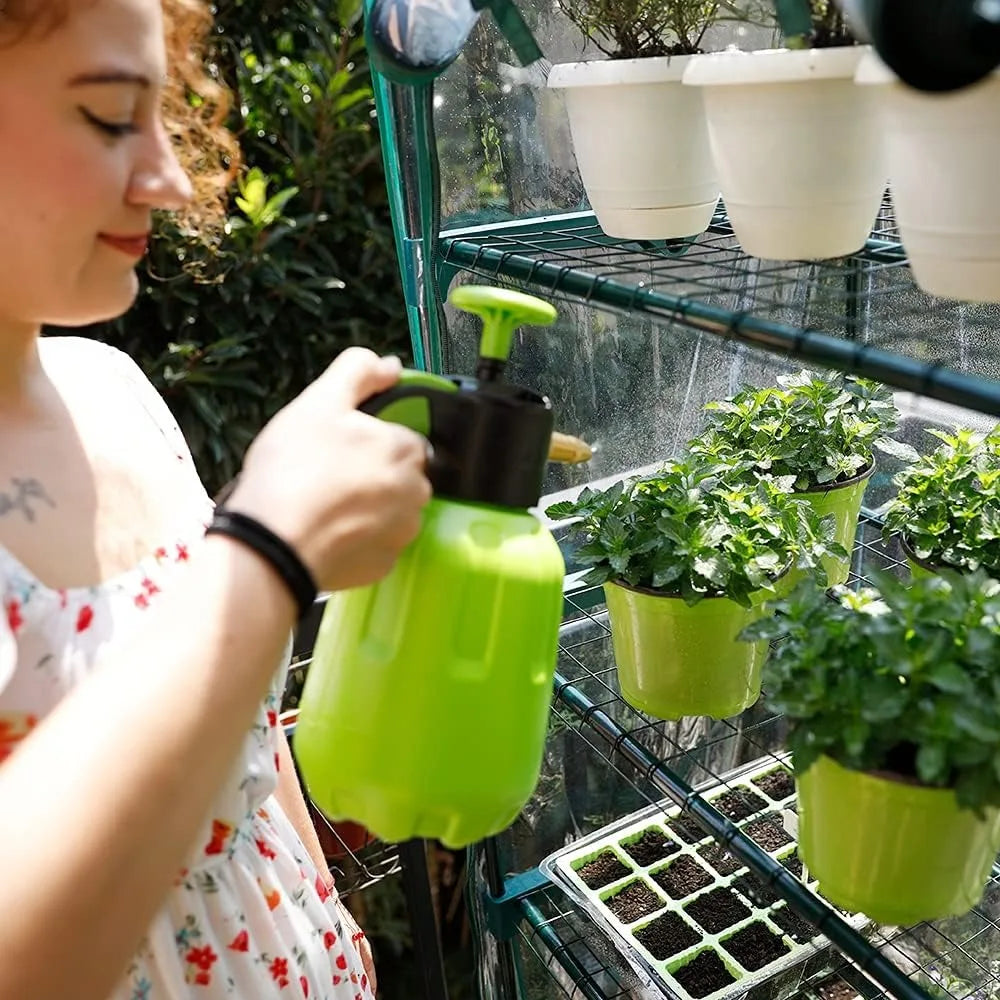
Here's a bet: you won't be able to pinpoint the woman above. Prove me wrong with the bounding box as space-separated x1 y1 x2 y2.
0 1 431 998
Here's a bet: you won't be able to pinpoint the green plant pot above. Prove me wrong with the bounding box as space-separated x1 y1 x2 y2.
900 535 942 581
794 465 873 587
798 755 1000 925
603 582 771 720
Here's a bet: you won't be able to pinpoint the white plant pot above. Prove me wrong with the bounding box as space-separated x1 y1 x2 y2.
547 55 719 240
856 53 1000 303
682 47 886 260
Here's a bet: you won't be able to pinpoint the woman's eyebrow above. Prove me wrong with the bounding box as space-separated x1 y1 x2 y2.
68 70 151 88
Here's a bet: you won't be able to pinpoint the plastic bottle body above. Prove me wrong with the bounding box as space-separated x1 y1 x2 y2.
294 497 565 848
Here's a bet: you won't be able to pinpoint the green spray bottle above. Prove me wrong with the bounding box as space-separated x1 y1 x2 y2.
294 286 566 848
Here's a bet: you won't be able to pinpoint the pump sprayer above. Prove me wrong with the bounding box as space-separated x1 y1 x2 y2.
294 287 568 848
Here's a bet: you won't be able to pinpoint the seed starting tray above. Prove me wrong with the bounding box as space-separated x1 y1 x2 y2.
540 756 870 1000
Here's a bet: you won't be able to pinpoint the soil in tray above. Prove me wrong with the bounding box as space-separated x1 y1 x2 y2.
751 768 796 802
698 843 743 877
816 977 861 1000
576 850 631 889
711 787 768 821
684 887 752 934
743 814 794 852
673 951 737 999
668 814 706 844
652 855 714 900
634 911 701 961
722 921 790 972
770 905 819 945
779 851 804 880
605 880 663 924
732 872 781 908
621 827 680 867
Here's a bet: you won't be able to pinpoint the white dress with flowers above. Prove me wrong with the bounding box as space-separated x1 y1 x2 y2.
0 341 373 1000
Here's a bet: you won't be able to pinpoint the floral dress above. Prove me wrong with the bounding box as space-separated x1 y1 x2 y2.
0 340 373 1000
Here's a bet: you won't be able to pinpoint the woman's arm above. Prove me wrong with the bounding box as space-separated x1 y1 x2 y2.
274 724 335 887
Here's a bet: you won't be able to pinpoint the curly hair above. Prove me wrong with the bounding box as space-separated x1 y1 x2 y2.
0 0 240 235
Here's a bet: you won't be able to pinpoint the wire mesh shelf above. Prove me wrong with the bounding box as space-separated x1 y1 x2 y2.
437 199 1000 417
505 514 1000 1000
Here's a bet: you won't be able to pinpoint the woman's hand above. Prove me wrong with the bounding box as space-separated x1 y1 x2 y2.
229 348 431 592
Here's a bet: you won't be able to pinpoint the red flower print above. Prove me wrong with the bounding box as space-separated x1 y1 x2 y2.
350 972 359 985
75 605 94 633
361 975 368 992
140 577 159 598
186 946 218 972
176 543 189 562
336 954 348 971
134 592 149 609
154 547 168 560
315 876 330 902
204 819 233 856
274 752 281 773
267 710 277 727
265 888 281 911
256 838 277 860
6 599 22 634
355 993 363 1000
228 930 249 953
269 957 289 986
323 930 337 950
300 977 310 998
332 976 342 987
194 971 211 987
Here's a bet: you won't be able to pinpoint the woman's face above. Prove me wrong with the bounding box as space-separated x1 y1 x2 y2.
0 0 192 330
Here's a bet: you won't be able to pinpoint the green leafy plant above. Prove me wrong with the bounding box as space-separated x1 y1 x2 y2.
545 454 843 607
774 0 856 48
556 0 772 59
882 427 1000 575
745 571 1000 812
691 369 917 492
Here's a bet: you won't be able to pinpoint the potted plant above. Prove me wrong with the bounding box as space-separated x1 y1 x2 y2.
547 0 767 239
745 572 1000 924
682 1 886 259
689 369 916 586
882 427 1000 578
545 454 837 720
855 52 1000 302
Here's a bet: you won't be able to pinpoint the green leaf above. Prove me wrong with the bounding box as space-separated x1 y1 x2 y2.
916 742 948 785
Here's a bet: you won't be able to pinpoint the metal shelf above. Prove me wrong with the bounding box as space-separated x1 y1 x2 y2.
437 201 1000 417
493 514 1000 1000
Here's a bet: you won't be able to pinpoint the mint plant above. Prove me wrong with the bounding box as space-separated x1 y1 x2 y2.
545 455 843 607
882 427 1000 575
691 369 917 492
745 571 1000 812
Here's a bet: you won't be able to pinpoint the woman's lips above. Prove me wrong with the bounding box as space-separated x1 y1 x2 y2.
98 233 150 257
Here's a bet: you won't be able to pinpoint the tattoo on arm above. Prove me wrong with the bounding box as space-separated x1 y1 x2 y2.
0 478 56 522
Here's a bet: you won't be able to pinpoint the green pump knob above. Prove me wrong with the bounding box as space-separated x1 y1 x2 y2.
449 285 557 382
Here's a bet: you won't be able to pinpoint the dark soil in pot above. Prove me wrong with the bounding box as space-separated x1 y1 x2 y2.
712 788 768 821
652 855 714 899
669 815 707 844
684 887 751 934
732 872 781 908
722 921 790 971
752 768 796 802
621 827 680 867
743 814 793 852
698 843 743 876
577 850 631 889
770 905 818 944
674 951 736 998
634 911 701 960
606 880 663 923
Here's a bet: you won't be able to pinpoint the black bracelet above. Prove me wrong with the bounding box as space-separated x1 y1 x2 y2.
206 509 317 620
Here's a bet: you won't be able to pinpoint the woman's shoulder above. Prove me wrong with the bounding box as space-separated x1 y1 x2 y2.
40 335 153 388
